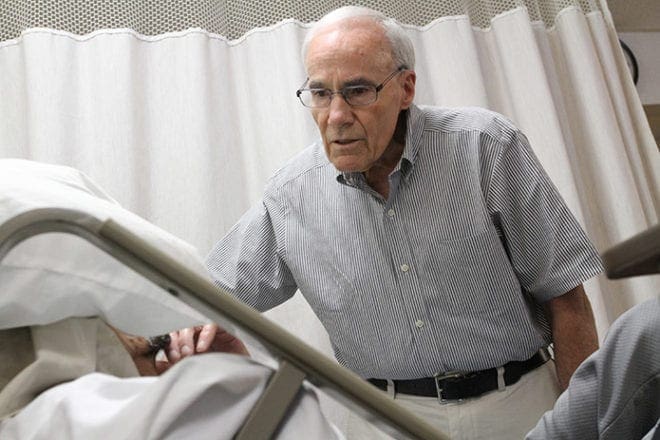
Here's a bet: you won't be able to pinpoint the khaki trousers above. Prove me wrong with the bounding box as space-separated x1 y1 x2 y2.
346 361 561 440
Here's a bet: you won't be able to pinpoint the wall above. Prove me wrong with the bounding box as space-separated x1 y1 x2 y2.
618 32 660 143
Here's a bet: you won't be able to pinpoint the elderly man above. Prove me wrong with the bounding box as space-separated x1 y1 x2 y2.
167 6 603 438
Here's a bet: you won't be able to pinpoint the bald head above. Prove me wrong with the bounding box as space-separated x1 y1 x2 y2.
305 18 394 76
302 6 415 74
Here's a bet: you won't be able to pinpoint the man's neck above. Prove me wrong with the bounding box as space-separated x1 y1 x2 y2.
363 141 404 199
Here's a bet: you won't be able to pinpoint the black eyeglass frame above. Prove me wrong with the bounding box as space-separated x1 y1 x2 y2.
296 66 406 108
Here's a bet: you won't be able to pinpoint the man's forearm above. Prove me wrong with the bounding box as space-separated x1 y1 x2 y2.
546 285 599 390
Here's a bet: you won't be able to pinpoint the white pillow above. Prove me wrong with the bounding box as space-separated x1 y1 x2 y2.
0 159 213 336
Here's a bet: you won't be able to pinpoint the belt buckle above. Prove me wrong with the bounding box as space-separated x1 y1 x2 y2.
433 371 465 404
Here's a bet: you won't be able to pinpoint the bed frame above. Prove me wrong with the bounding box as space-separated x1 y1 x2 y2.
601 223 660 279
0 207 449 440
4 207 653 439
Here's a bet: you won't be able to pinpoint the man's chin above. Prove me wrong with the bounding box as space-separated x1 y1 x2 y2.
332 162 364 173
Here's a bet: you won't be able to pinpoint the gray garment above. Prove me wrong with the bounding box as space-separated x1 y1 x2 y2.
206 104 603 379
527 297 660 440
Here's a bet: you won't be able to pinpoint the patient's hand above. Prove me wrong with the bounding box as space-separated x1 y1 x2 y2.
162 324 249 371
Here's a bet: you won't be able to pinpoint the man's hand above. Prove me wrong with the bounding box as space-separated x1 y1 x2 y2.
160 324 249 372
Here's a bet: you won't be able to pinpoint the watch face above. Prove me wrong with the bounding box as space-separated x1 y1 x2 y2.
619 39 639 85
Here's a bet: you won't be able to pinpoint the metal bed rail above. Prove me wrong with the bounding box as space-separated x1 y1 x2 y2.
0 207 449 440
601 223 660 279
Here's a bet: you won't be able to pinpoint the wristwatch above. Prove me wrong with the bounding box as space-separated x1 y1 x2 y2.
147 334 171 353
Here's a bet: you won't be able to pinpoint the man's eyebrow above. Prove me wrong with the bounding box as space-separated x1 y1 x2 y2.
343 77 374 87
307 80 326 89
307 77 375 89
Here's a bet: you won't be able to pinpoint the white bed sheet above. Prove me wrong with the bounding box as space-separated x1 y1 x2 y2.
0 159 343 439
0 354 342 440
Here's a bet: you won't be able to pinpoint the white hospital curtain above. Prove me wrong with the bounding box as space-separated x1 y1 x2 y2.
0 0 658 370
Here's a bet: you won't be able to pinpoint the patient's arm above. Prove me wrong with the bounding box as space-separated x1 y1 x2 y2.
165 324 249 369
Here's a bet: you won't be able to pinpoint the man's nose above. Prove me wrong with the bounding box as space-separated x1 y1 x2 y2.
326 93 354 126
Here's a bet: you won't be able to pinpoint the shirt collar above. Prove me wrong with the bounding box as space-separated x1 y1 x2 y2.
401 103 424 172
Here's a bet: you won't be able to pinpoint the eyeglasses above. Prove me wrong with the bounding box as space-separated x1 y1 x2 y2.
296 67 405 108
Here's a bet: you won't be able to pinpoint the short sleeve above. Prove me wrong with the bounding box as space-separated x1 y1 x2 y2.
205 188 297 312
486 129 603 302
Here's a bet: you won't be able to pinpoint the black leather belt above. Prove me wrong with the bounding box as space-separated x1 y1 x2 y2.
368 349 551 402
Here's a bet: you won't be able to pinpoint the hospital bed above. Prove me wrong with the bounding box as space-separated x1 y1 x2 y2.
601 223 660 279
0 159 448 439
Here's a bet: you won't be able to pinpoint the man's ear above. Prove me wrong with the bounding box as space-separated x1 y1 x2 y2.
400 70 416 109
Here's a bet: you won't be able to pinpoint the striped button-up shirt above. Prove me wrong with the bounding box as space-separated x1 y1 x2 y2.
206 104 603 379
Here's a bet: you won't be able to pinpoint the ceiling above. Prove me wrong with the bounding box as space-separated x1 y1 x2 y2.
608 0 660 32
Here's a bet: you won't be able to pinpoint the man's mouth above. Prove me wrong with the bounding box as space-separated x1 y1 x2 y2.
333 138 360 145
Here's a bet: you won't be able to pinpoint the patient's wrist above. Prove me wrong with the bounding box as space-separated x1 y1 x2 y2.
109 326 162 376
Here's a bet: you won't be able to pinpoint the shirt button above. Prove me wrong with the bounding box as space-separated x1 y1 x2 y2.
415 319 424 328
400 264 410 272
387 209 396 217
